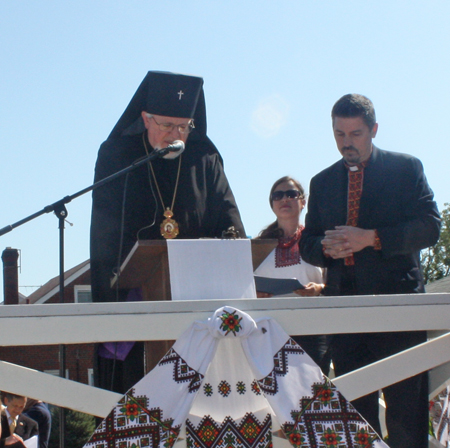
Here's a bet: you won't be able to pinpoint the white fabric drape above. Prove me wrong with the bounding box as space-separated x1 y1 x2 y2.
84 307 389 448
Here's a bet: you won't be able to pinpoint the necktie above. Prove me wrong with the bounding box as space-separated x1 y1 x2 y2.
345 162 367 266
9 418 17 434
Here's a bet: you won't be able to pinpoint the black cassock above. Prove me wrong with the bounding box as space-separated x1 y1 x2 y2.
90 132 245 393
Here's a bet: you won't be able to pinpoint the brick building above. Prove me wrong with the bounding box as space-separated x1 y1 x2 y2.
1 250 95 386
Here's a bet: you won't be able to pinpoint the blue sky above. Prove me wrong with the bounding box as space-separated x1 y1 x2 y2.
1 1 449 300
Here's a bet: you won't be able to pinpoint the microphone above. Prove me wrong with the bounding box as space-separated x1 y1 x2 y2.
133 140 186 165
157 140 185 159
164 140 185 152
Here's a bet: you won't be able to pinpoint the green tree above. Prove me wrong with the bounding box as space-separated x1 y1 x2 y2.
49 407 96 448
422 202 450 283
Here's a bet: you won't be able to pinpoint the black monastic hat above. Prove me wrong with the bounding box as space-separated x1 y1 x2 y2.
107 71 207 141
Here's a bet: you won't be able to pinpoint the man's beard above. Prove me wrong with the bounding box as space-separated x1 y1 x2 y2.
342 146 361 163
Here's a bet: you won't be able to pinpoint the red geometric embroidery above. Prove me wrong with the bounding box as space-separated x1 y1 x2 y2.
283 380 381 447
257 338 305 395
84 390 181 448
186 413 272 448
118 391 148 424
159 347 204 393
353 427 376 447
345 163 367 266
437 391 450 441
218 381 231 397
219 309 243 336
251 381 262 396
275 226 303 268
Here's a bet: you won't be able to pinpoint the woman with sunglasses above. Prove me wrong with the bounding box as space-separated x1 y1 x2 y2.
254 176 330 373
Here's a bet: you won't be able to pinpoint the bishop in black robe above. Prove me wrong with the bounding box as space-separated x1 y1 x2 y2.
90 71 245 393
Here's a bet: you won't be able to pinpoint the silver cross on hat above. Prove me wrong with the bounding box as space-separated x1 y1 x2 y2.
177 90 184 100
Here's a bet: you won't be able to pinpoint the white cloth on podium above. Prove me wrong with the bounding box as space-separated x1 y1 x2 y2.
167 239 256 300
84 307 388 448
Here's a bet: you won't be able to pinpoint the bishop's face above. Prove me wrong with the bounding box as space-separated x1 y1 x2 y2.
333 116 378 166
141 112 192 151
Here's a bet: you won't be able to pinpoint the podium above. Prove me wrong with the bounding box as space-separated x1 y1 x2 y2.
113 239 277 371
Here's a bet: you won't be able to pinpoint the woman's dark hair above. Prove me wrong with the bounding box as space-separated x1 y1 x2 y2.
257 176 305 239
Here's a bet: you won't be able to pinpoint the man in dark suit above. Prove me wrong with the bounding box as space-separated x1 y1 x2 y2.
1 393 38 447
23 400 50 448
300 94 440 447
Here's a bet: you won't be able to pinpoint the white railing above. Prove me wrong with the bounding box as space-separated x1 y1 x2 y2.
1 293 450 419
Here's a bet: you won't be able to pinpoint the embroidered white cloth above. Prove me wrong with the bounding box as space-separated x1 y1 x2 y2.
435 386 450 446
167 240 256 301
84 307 389 448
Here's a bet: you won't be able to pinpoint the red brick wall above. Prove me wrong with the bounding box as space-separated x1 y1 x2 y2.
45 270 91 304
0 343 95 384
1 268 95 385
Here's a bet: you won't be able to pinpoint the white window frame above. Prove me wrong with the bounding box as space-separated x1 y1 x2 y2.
87 368 94 386
74 285 92 303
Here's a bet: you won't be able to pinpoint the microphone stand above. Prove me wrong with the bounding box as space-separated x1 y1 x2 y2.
0 147 172 237
0 146 171 448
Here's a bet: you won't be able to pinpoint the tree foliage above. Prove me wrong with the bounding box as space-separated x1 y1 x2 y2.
49 407 96 448
422 202 450 284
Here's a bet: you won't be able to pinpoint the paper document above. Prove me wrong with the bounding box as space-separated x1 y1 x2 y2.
167 239 256 300
24 435 38 448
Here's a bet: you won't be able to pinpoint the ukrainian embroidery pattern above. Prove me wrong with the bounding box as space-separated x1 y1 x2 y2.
218 380 232 397
203 383 213 397
437 407 450 442
208 380 248 397
83 307 389 448
258 338 305 395
251 381 262 396
85 389 181 448
275 226 304 268
283 380 381 447
236 381 246 395
159 348 204 393
345 163 368 266
346 168 364 228
219 309 243 336
186 413 272 448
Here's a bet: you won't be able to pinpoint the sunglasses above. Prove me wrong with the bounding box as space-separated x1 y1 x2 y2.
271 189 302 201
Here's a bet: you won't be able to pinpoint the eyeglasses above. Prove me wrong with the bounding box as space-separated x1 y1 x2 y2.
151 116 195 134
271 189 302 201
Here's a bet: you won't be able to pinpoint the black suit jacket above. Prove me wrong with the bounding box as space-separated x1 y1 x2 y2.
300 146 441 296
1 412 39 443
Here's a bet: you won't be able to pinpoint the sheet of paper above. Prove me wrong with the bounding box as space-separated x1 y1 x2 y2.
167 239 256 301
24 435 38 448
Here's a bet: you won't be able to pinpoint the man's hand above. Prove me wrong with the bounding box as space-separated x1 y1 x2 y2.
256 291 273 298
5 434 25 446
322 226 376 259
295 282 324 296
